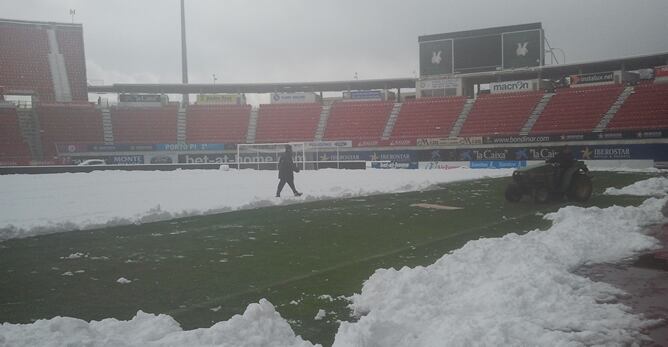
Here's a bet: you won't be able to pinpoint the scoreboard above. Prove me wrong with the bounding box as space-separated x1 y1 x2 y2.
419 23 544 76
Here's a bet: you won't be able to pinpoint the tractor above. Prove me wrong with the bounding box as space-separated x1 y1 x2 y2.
505 161 593 203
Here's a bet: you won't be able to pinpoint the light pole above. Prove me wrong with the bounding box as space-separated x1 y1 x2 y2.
212 74 217 86
69 9 75 23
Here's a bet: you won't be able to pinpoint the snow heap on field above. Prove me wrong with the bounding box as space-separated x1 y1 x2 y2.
0 299 319 347
604 176 668 197
334 196 667 346
0 168 511 241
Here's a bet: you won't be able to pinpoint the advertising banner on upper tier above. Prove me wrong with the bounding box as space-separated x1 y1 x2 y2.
569 71 615 86
654 65 668 78
56 143 227 154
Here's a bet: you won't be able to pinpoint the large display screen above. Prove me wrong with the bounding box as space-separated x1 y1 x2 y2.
419 23 543 76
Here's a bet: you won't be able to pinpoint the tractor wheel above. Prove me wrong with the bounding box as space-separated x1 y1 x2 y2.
505 183 522 202
567 173 593 202
533 187 550 204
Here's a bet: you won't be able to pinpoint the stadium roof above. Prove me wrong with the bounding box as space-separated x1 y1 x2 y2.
87 78 417 94
87 52 668 95
0 18 82 28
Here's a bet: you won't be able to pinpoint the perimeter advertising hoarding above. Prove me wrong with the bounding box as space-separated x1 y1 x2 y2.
419 23 543 76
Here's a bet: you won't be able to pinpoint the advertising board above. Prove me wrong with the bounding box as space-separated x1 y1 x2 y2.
196 94 243 105
343 90 383 101
490 80 534 94
270 93 317 104
569 71 615 86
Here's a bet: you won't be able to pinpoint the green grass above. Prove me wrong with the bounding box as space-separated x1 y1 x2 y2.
0 171 655 346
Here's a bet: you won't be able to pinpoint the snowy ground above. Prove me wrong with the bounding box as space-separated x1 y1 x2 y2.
1 173 667 346
0 168 512 241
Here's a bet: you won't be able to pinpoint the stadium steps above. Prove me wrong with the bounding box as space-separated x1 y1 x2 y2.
101 108 114 145
177 108 187 144
245 107 259 143
381 102 402 140
520 93 554 136
46 28 72 103
16 106 43 160
448 98 475 138
593 86 634 133
314 104 332 141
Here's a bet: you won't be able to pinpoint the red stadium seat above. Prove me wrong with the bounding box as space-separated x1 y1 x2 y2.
255 103 322 143
111 105 178 144
186 104 252 143
324 101 393 142
459 92 542 136
389 97 465 140
605 83 668 131
530 84 623 135
37 103 104 159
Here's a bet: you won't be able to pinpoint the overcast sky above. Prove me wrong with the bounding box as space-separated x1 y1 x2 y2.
2 0 668 86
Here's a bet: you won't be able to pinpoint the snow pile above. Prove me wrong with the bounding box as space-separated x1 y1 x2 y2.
0 299 319 347
0 168 511 241
334 197 667 346
604 176 668 197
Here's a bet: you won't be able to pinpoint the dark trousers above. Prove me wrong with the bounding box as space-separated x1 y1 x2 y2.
276 178 297 196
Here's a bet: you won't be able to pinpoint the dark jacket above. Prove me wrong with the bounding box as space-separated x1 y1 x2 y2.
547 149 574 167
278 151 299 180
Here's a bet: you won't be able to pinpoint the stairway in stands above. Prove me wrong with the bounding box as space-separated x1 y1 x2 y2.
593 85 634 132
448 99 476 138
314 103 332 142
100 108 114 145
381 102 402 140
45 28 72 103
520 93 554 135
245 107 259 143
16 106 43 160
177 107 187 144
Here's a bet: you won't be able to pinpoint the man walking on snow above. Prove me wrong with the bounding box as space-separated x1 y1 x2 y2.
276 144 303 197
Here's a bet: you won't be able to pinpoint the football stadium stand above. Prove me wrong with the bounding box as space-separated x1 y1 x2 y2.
460 92 543 136
37 103 104 159
0 19 87 103
606 83 668 131
111 105 178 144
186 104 251 144
324 101 393 141
390 97 465 139
255 103 321 143
530 84 624 135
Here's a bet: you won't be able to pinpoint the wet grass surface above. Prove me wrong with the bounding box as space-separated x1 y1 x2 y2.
0 171 655 346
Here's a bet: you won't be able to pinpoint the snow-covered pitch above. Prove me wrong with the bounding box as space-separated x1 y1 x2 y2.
0 168 512 241
0 172 666 346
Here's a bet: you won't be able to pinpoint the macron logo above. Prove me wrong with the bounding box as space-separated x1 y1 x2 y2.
431 50 442 65
516 42 528 56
